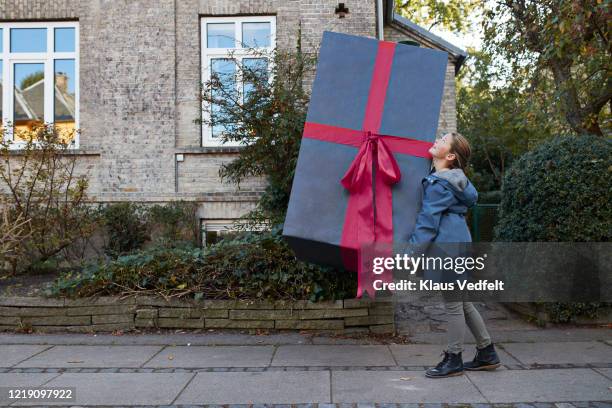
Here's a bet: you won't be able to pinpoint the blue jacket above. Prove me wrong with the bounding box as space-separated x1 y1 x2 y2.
408 168 478 245
407 168 478 283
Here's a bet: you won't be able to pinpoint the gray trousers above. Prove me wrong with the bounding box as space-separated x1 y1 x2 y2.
443 300 492 354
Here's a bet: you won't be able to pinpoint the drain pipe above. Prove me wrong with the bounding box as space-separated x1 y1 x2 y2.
376 0 384 40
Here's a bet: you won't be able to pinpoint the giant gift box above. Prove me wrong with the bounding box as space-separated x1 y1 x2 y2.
283 31 448 298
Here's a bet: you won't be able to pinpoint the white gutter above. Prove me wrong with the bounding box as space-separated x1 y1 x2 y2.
376 0 385 40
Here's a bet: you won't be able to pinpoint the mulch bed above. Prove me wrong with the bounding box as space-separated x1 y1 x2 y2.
0 271 60 297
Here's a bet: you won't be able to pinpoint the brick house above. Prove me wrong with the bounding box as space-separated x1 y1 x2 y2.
0 0 466 245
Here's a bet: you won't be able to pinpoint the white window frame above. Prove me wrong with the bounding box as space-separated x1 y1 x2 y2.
0 21 79 149
200 219 237 246
200 15 276 147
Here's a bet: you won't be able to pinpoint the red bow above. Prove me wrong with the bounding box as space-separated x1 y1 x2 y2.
341 131 401 195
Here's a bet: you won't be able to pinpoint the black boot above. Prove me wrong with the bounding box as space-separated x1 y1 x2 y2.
425 350 464 378
463 342 501 371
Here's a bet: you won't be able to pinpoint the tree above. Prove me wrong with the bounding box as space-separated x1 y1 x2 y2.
394 0 482 33
457 49 563 192
0 124 98 274
483 0 611 136
20 71 44 89
198 37 317 228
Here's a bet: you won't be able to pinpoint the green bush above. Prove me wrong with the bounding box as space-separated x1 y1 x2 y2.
48 225 357 302
495 134 611 242
545 301 605 324
100 201 200 258
147 201 199 246
100 202 149 257
494 134 611 322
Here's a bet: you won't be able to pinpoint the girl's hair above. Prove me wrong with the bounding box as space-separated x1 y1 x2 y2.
446 132 471 171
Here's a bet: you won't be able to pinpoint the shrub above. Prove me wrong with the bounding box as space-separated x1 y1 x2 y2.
545 301 606 324
100 202 149 257
100 201 200 257
48 225 357 302
494 134 611 322
0 202 31 269
0 124 99 274
147 201 199 246
495 134 611 242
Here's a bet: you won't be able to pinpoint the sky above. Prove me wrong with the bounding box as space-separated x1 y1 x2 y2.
423 3 516 89
430 23 483 52
417 2 495 53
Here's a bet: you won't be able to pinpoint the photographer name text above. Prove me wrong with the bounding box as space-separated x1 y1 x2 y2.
373 279 505 291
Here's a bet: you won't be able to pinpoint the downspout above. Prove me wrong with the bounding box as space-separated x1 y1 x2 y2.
376 0 384 40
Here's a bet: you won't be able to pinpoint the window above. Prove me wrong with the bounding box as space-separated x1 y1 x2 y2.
201 220 240 247
200 219 269 247
0 22 79 147
200 16 275 147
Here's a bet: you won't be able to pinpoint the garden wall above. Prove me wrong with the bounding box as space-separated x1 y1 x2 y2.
0 296 395 335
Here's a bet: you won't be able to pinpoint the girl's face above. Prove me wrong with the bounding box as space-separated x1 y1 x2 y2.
429 133 456 163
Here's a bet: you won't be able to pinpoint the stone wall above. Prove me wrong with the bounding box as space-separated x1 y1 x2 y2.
0 296 395 335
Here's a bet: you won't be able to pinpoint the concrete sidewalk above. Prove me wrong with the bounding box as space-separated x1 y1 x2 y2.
0 329 611 407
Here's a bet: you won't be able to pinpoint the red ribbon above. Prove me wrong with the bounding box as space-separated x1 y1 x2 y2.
302 41 433 299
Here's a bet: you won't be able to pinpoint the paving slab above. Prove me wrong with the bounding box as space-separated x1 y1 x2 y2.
0 373 59 405
331 370 486 403
389 344 519 366
0 345 51 367
174 371 330 404
466 368 612 402
272 345 396 366
500 341 612 365
14 345 163 368
11 372 193 406
593 367 612 380
144 345 275 368
408 328 612 344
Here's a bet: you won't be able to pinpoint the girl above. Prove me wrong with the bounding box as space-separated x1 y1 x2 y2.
407 132 501 378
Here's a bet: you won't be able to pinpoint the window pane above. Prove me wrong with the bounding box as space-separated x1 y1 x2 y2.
54 59 76 139
242 22 271 47
54 28 75 52
242 58 268 101
210 58 236 138
207 23 235 48
14 63 45 132
0 29 3 53
205 230 218 247
11 28 47 52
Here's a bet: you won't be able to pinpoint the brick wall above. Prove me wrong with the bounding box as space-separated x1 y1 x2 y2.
0 0 459 221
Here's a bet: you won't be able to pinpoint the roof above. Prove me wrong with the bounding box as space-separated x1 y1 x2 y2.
384 0 467 74
6 77 75 123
